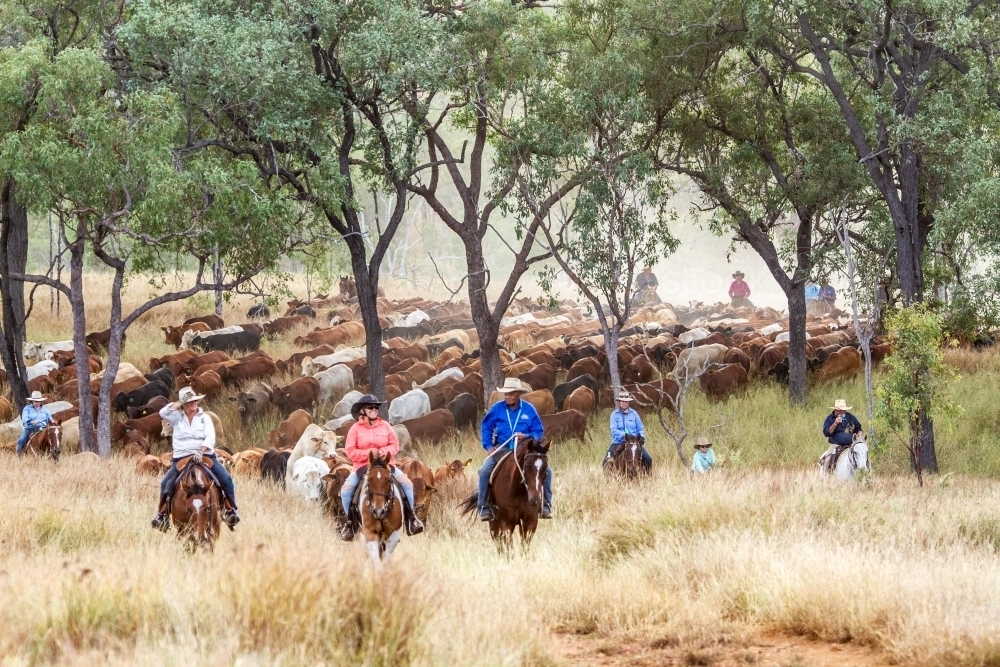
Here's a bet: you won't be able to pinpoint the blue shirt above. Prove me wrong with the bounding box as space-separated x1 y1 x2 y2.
691 448 716 473
823 411 863 445
805 284 820 301
481 399 544 451
610 408 645 444
21 404 52 431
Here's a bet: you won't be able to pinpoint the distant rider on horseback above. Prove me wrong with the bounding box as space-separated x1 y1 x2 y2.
16 391 53 456
339 394 424 540
821 399 865 472
478 378 550 521
603 391 651 470
152 387 239 531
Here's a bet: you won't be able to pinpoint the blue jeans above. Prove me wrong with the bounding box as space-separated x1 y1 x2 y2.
477 450 552 510
16 427 41 456
603 442 653 469
160 454 236 509
340 468 415 514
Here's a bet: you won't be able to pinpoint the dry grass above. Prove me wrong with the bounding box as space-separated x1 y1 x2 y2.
4 275 1000 665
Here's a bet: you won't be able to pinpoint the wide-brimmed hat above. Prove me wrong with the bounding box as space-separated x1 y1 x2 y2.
496 378 531 394
695 436 712 448
643 264 654 271
616 391 634 402
732 271 745 278
351 393 385 420
178 387 205 404
28 391 48 403
830 399 852 411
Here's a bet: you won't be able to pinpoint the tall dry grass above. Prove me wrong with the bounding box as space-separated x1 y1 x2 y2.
5 274 1000 664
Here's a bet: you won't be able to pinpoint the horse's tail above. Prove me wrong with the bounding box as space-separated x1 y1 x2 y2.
458 491 478 517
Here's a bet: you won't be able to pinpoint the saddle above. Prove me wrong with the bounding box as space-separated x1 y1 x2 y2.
483 449 515 509
168 455 223 501
820 444 851 472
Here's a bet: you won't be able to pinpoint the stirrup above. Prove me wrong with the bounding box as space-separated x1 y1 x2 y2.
151 513 170 532
407 516 425 536
223 508 240 530
339 522 355 541
478 507 494 522
540 505 553 519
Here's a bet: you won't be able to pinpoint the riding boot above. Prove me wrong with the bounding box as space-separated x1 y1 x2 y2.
403 501 424 536
339 521 355 541
151 497 170 532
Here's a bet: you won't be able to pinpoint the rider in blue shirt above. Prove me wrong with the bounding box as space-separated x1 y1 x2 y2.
16 391 53 456
478 379 550 521
603 392 652 470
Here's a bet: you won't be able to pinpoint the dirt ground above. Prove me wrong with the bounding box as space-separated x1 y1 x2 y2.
556 631 894 667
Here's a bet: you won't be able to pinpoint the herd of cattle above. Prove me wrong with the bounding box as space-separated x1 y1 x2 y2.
0 292 892 506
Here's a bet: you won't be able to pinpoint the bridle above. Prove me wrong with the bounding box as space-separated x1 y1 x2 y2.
365 460 395 520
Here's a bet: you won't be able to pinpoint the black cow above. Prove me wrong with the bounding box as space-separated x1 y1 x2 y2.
427 338 463 357
113 380 170 413
126 395 170 419
144 367 175 390
447 392 478 431
190 329 261 354
228 382 273 428
293 304 316 318
553 373 599 411
247 303 271 320
260 449 291 486
383 322 434 340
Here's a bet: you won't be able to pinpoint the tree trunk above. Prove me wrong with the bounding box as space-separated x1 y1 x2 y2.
918 408 937 473
465 239 502 402
601 319 622 397
786 286 807 405
68 236 96 454
344 234 386 412
94 266 125 458
213 246 223 317
0 176 30 410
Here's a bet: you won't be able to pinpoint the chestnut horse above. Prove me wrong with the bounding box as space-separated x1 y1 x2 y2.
461 437 551 547
170 454 222 552
359 450 404 565
27 423 63 461
604 434 651 480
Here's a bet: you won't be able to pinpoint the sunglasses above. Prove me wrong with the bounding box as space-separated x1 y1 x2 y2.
363 406 380 411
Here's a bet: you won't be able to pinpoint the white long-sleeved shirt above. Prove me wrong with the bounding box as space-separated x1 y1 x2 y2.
159 404 216 458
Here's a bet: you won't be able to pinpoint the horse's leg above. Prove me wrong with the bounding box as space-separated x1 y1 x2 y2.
361 535 381 566
382 528 403 561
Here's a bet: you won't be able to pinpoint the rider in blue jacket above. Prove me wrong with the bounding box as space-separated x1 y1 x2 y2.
603 391 652 469
478 378 550 521
16 391 53 456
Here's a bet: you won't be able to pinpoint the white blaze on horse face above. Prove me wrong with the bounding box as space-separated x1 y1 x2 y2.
192 499 203 512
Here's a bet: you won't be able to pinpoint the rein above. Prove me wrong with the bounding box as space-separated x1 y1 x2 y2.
365 462 395 520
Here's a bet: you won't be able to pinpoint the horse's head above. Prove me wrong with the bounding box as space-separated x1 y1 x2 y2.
365 450 395 520
179 458 216 549
46 423 62 462
518 437 550 509
620 434 645 479
851 433 869 471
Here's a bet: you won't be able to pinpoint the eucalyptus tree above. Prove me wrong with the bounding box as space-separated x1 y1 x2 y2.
121 0 435 403
1 49 306 456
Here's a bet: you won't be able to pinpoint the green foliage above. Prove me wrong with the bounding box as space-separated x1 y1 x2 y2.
874 306 961 454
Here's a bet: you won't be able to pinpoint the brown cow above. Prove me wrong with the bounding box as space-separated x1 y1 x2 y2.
692 332 728 348
434 347 465 372
111 414 164 443
433 458 472 485
268 409 313 449
400 409 456 445
396 457 436 524
292 321 364 347
387 357 418 374
390 342 429 362
50 350 102 370
815 347 863 382
149 349 198 375
723 347 751 374
755 342 789 375
625 379 680 413
91 375 146 399
699 363 749 401
225 356 278 384
267 375 320 415
622 356 654 384
184 314 225 330
27 375 54 395
262 315 309 336
122 430 151 457
540 409 587 443
567 357 603 384
275 345 336 374
175 351 231 376
0 396 12 422
563 386 596 415
161 322 211 349
404 361 436 386
522 389 555 416
185 370 223 399
231 449 267 475
520 349 557 369
135 454 167 476
518 363 556 392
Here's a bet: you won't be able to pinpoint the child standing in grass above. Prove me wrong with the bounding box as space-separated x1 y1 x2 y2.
691 437 716 474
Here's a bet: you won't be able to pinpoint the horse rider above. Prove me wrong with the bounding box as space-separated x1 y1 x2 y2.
478 378 550 521
822 399 864 472
151 387 239 531
339 394 424 540
820 283 837 308
690 436 716 474
16 391 53 456
728 271 753 308
637 265 659 293
603 391 651 470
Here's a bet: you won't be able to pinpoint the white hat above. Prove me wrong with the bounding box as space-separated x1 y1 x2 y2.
830 399 852 411
616 391 634 402
496 378 531 394
178 387 206 404
28 391 47 403
695 436 712 448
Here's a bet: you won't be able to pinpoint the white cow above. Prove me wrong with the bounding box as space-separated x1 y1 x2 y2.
760 322 784 337
418 367 464 389
332 390 365 419
25 360 58 381
500 313 538 327
24 340 73 363
301 348 367 376
678 327 710 344
323 414 355 431
427 329 471 351
285 423 341 488
314 364 354 407
775 331 810 343
179 325 244 350
92 362 142 384
388 388 431 424
394 310 429 327
674 344 728 381
289 456 332 500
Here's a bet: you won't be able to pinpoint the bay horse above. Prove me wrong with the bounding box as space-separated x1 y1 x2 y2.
358 450 404 565
27 423 63 461
604 433 650 480
339 276 357 299
460 437 551 548
170 454 222 552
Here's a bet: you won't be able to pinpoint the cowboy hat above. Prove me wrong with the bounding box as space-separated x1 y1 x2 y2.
177 387 206 404
732 271 745 278
830 399 853 411
28 391 48 403
695 436 712 448
351 393 385 420
615 391 634 402
496 378 531 394
643 264 654 271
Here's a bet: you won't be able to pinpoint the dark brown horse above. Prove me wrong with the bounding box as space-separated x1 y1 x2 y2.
339 276 358 299
461 437 551 547
359 451 404 565
27 423 63 461
170 454 222 552
603 434 651 480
